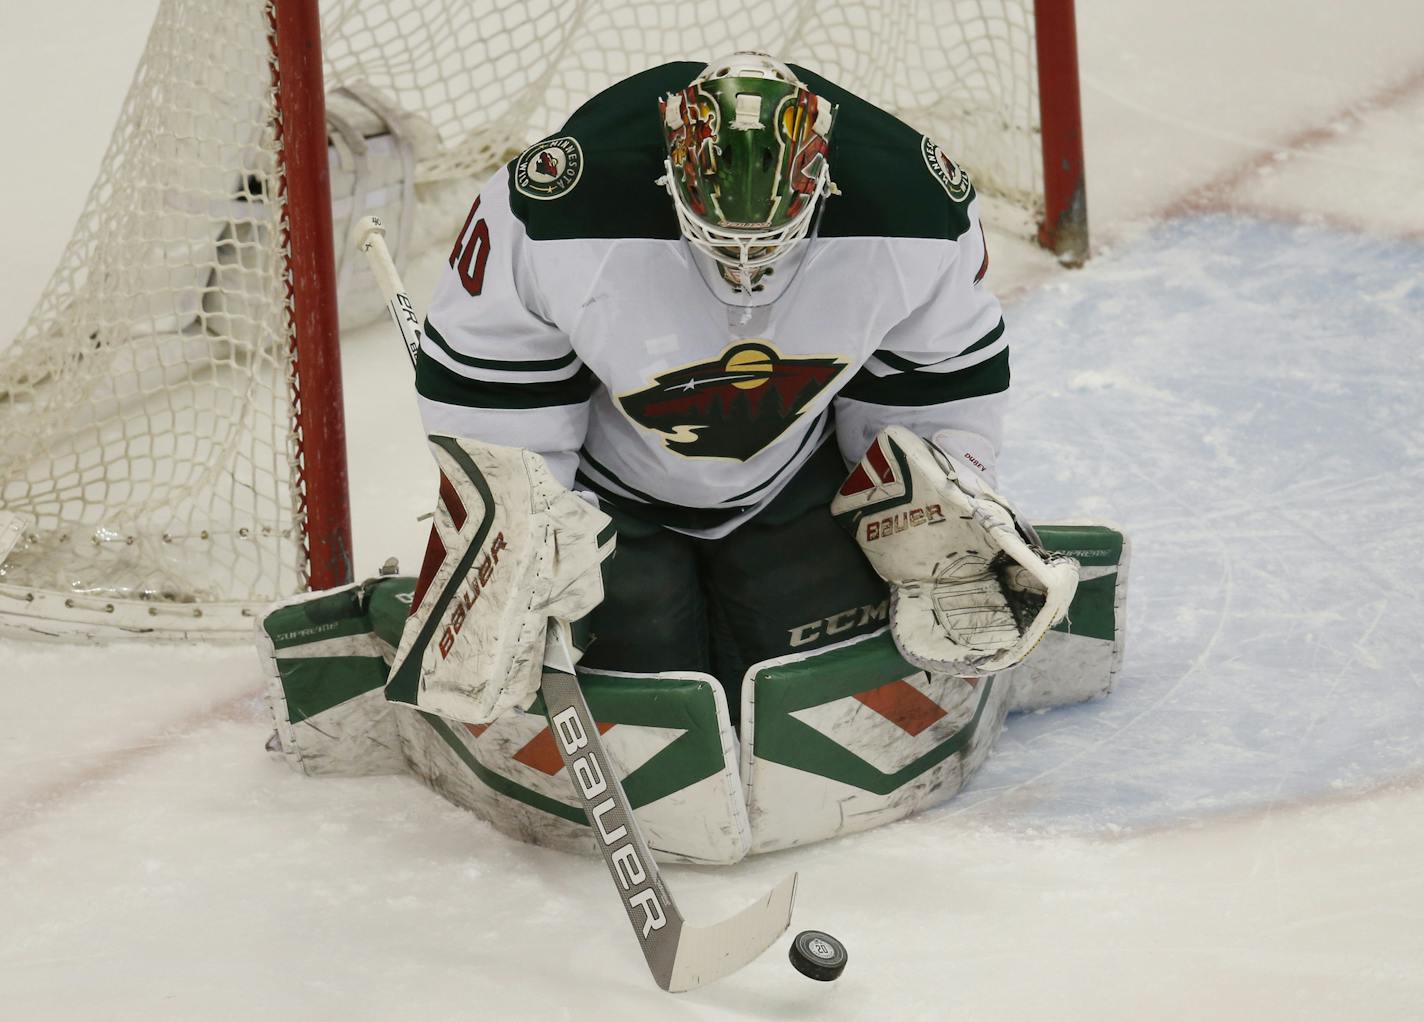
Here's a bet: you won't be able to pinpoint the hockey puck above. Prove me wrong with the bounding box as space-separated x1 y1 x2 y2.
788 929 848 981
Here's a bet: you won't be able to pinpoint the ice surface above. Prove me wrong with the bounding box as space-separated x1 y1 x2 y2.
3 2 1424 1019
956 215 1424 832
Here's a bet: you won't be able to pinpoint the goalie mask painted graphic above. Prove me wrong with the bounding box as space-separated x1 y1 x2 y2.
660 52 837 295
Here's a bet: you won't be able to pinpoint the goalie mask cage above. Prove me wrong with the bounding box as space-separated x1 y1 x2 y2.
0 0 1086 639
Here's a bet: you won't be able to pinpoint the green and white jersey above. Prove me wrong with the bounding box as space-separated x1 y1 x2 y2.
418 62 1007 538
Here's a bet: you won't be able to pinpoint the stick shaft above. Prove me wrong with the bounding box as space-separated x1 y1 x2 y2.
540 638 687 990
351 220 794 992
355 216 421 369
352 222 690 985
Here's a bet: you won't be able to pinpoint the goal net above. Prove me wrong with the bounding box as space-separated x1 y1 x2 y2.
0 0 1082 638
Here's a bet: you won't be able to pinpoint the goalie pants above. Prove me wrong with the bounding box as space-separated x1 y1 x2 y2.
579 440 888 724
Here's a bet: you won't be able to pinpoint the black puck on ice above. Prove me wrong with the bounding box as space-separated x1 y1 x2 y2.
788 929 848 981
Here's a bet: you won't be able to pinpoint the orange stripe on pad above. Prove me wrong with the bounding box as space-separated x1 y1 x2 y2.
513 721 616 775
854 679 947 737
463 722 490 740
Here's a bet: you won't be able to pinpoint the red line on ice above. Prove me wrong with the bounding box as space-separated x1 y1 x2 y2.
1162 63 1424 229
0 687 260 836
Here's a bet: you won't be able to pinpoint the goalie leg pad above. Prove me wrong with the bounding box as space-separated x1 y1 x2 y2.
741 630 1010 853
259 519 1128 856
1005 521 1131 712
394 666 751 865
259 578 413 777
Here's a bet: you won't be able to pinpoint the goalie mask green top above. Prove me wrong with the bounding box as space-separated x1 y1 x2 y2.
660 52 837 290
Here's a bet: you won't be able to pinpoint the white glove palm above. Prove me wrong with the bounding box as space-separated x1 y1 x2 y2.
831 426 1078 676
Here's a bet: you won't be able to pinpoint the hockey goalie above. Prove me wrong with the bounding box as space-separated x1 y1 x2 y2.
260 53 1130 864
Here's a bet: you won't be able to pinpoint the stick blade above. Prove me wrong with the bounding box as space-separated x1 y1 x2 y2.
663 873 797 993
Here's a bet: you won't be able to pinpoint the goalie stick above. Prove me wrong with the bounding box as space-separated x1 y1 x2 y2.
355 215 797 991
356 216 422 368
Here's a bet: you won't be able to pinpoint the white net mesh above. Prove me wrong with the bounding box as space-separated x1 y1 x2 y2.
0 0 1043 632
321 0 1043 207
0 1 298 626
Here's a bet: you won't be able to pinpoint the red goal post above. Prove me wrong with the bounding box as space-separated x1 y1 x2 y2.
0 0 1087 640
1035 0 1090 260
269 0 352 596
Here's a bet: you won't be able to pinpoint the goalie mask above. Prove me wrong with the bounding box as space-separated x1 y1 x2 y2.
660 52 837 295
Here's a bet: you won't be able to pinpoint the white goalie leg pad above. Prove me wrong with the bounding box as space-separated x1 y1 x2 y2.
384 436 614 724
831 426 1079 676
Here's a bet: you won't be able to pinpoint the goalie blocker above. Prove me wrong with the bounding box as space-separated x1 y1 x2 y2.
383 435 615 725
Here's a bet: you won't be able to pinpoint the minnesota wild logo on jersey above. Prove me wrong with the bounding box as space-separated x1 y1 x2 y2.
921 135 972 203
617 341 845 461
514 135 584 200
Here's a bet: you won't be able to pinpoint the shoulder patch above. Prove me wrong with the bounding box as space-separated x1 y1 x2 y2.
921 135 972 203
514 136 584 200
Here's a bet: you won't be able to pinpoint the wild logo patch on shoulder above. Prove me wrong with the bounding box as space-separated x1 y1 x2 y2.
921 136 972 203
514 136 583 200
